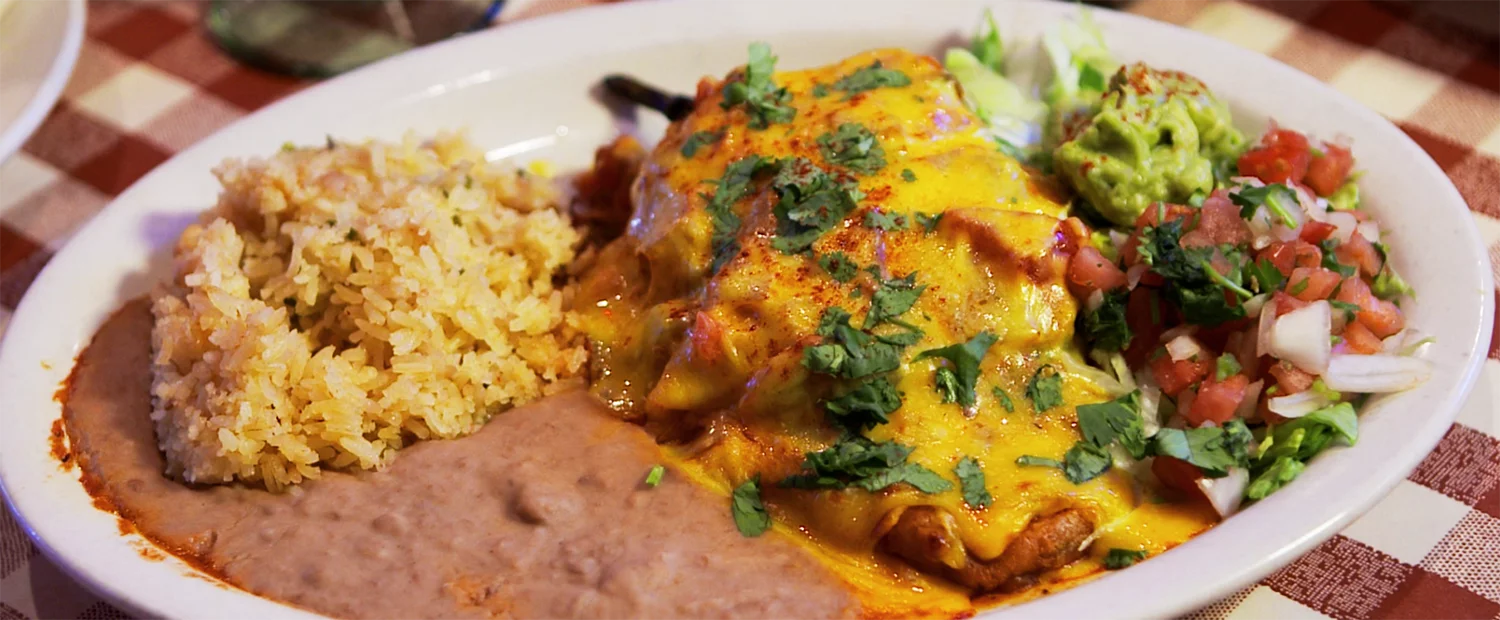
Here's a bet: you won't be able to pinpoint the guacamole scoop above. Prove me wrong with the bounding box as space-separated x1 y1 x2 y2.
1053 63 1245 226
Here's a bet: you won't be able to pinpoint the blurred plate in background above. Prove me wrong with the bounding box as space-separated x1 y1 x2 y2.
0 0 84 164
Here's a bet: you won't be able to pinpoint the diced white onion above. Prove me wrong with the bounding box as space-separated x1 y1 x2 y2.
1086 289 1105 311
1382 329 1434 357
1267 389 1333 418
1243 293 1269 318
1236 380 1264 422
1356 221 1381 243
1166 335 1203 362
1248 205 1275 251
1330 302 1349 332
1270 301 1332 374
1139 386 1163 439
1295 185 1326 223
1230 176 1265 188
1160 324 1199 344
1109 230 1129 250
1197 468 1250 518
1321 354 1433 393
1271 223 1300 242
1257 297 1279 358
1126 263 1148 290
1326 211 1358 244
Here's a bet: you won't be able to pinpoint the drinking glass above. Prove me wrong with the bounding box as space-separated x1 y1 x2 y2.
206 0 503 78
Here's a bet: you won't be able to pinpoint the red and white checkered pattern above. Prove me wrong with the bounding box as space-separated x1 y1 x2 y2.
0 1 1495 618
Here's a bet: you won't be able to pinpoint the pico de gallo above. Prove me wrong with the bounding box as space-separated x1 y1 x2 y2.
949 10 1431 517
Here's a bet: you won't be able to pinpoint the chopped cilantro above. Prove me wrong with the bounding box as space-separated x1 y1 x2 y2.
645 464 665 487
955 456 992 509
781 435 951 493
933 368 962 404
863 271 926 329
831 60 912 99
811 83 830 98
823 377 903 431
1103 548 1149 569
1317 238 1357 277
1063 442 1113 484
1024 365 1064 412
704 155 771 272
863 209 910 231
1216 354 1242 381
680 130 723 158
913 212 944 233
1246 257 1285 293
1150 419 1253 478
1371 241 1414 300
1137 218 1246 325
768 158 859 255
901 168 917 182
1288 277 1310 296
280 141 296 152
993 387 1015 413
817 251 860 282
915 331 998 407
1231 184 1299 227
1329 300 1360 323
1076 391 1147 459
720 42 795 129
818 123 886 175
1016 455 1064 469
731 477 771 536
1082 290 1133 352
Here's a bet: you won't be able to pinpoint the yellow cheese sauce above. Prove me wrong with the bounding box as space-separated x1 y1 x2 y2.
576 48 1219 617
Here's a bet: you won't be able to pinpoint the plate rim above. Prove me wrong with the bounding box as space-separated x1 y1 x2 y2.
0 0 85 163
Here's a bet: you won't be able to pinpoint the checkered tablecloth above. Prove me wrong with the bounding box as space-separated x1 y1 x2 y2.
0 1 1496 618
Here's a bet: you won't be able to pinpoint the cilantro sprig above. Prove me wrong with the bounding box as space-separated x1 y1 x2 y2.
780 435 951 493
769 158 860 255
915 331 998 407
830 60 912 99
818 123 886 175
721 43 795 129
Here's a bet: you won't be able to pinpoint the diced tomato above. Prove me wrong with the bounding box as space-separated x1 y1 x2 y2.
1272 291 1310 317
1133 203 1197 230
1150 353 1214 397
1260 128 1311 152
1299 220 1338 244
1124 288 1165 366
1187 373 1250 425
1268 360 1316 395
1197 195 1253 246
1287 267 1341 301
1068 246 1127 292
1227 329 1263 381
1335 232 1382 277
1304 144 1355 197
1334 277 1405 338
1258 241 1323 277
1341 320 1383 355
1152 456 1208 501
1120 234 1143 267
1239 129 1313 185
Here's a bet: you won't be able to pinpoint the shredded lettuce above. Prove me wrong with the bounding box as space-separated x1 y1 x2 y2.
971 8 1004 73
944 11 1046 164
1040 11 1118 149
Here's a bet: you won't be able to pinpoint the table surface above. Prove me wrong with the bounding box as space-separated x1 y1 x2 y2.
0 1 1497 618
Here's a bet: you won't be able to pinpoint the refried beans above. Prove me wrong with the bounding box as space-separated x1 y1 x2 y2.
62 298 860 619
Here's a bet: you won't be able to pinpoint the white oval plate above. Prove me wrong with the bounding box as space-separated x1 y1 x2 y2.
0 1 1490 618
0 0 84 163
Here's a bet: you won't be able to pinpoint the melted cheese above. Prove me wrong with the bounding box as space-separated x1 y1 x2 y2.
578 48 1217 617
